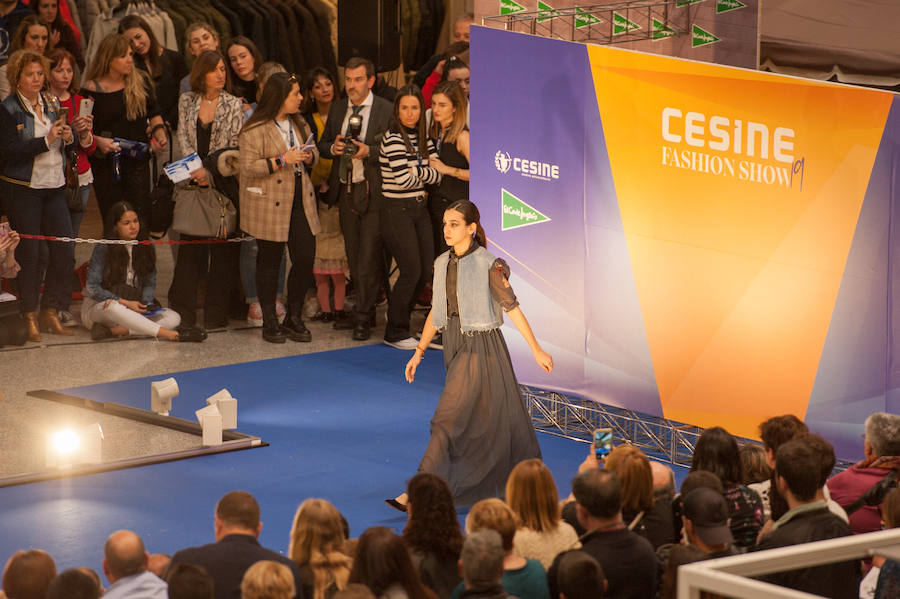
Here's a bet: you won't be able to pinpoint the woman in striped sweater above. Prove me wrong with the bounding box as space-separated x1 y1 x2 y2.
378 84 441 350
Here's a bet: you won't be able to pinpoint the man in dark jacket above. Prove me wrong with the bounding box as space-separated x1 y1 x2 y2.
168 490 303 599
755 436 860 599
459 530 514 599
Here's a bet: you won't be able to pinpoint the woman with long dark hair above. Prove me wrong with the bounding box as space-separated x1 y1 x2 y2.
379 84 439 349
31 0 84 69
226 36 262 113
350 527 438 599
691 426 764 548
119 15 187 132
402 473 463 599
80 33 167 223
390 200 553 509
239 72 319 343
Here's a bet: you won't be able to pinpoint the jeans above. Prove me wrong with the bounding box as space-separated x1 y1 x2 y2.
69 184 91 238
381 199 433 340
0 184 73 312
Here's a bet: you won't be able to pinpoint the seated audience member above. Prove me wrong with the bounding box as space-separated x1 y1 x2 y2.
48 568 101 599
148 553 171 578
691 426 764 548
548 469 658 599
80 567 105 593
288 498 353 599
402 473 464 599
2 549 56 599
241 561 295 599
872 488 900 599
0 225 27 347
660 488 739 599
458 530 513 599
348 526 438 599
452 499 549 599
333 583 377 599
651 461 676 502
166 563 214 599
740 444 771 486
554 550 605 599
668 470 725 547
755 437 860 599
102 529 167 598
756 415 808 521
506 459 579 569
802 433 849 524
169 490 302 599
827 412 900 534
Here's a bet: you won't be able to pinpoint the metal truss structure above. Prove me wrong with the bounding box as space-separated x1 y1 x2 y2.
481 1 684 46
522 386 856 471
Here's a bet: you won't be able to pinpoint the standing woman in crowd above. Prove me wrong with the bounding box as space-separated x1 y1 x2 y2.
31 0 83 69
0 50 76 341
169 50 242 331
226 36 262 115
119 15 187 133
80 33 167 223
46 48 95 236
427 81 469 255
396 200 552 509
239 72 320 343
690 426 764 548
288 498 353 599
379 84 439 350
0 15 50 100
349 527 439 599
179 22 220 94
82 201 192 342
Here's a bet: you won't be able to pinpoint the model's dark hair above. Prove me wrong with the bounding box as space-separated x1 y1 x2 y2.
101 202 155 293
446 200 486 247
190 50 228 94
690 426 743 488
243 71 300 131
402 473 463 561
349 527 437 599
301 66 336 114
118 15 162 76
389 84 428 160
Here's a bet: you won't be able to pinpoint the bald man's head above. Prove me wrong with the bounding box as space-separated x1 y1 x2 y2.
650 461 676 500
103 530 148 583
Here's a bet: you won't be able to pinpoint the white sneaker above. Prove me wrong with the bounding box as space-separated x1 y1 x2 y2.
58 309 79 327
247 302 263 326
384 337 419 350
276 300 286 324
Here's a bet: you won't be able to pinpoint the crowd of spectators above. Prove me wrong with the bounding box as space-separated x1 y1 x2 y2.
2 411 899 599
0 6 475 347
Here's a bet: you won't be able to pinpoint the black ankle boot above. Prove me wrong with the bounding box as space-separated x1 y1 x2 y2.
283 304 311 342
332 309 354 330
261 305 285 343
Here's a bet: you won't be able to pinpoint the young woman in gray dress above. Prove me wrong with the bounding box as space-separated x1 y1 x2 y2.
389 200 553 510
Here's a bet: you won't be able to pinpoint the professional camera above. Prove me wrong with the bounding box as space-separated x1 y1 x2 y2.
343 113 363 163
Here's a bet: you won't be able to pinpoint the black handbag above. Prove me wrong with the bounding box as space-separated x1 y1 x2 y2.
149 125 175 234
64 147 81 212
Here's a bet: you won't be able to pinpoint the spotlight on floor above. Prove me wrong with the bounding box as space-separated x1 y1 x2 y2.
151 377 179 416
205 389 237 430
46 423 103 468
195 404 223 447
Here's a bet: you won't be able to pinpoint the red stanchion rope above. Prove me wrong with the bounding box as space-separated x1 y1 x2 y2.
18 234 252 245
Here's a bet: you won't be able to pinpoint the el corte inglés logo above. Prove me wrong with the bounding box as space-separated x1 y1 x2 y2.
499 0 525 15
494 149 559 181
613 12 640 35
501 189 551 231
716 0 745 13
652 18 676 41
691 24 720 47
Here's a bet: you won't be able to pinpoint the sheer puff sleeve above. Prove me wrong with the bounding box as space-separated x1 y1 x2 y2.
489 258 519 312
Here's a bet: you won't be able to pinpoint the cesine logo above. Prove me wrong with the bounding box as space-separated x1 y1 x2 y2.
494 149 559 182
495 150 512 173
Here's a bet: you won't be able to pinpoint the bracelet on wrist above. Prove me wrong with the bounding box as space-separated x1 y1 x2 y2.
415 345 427 354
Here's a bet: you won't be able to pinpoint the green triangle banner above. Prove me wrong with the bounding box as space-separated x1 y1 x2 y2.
500 0 525 16
501 189 551 231
716 0 746 12
652 18 676 41
613 12 641 35
676 0 705 6
691 24 720 47
537 0 560 22
575 7 601 28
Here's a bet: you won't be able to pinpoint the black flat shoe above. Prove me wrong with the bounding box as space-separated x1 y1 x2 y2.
177 327 208 343
91 322 113 341
352 323 370 341
284 320 312 342
385 498 407 512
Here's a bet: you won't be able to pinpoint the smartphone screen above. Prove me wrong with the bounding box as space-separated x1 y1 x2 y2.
79 97 94 117
57 106 69 122
593 428 613 460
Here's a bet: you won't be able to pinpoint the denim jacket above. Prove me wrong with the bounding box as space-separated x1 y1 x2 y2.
0 92 75 186
85 244 156 304
432 246 504 332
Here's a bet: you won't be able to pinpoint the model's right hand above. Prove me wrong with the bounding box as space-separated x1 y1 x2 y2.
405 355 421 383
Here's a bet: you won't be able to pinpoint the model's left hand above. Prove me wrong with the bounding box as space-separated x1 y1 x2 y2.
533 348 553 373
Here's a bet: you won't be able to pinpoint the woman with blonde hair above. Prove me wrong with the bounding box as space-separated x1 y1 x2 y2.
80 33 166 223
241 560 295 599
288 498 353 599
505 459 579 569
453 499 549 599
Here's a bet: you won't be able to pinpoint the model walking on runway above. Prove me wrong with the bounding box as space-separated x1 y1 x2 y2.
388 200 553 510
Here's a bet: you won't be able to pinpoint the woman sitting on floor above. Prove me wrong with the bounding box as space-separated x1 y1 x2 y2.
82 201 204 342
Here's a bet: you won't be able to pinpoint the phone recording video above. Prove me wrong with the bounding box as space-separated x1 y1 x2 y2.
57 106 69 122
593 427 613 460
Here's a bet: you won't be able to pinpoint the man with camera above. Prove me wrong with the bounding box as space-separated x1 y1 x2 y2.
318 56 392 341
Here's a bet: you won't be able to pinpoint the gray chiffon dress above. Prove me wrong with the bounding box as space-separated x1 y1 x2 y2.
418 241 542 506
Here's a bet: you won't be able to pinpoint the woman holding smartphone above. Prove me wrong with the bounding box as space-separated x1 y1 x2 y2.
392 200 553 510
0 50 76 341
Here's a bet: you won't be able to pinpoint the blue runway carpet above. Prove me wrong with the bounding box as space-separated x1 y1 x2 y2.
1 345 591 575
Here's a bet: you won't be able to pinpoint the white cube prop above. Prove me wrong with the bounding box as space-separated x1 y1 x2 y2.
151 377 179 415
206 389 237 429
201 412 223 446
